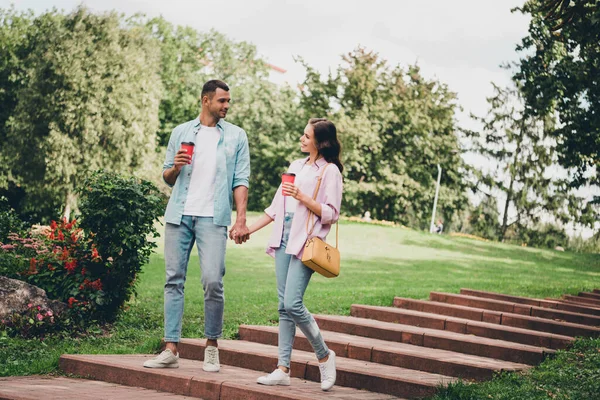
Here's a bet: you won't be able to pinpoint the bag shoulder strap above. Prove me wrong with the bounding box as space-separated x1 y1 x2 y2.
305 163 339 249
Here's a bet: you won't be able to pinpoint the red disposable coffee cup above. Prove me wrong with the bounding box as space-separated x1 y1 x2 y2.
281 173 296 196
180 142 195 164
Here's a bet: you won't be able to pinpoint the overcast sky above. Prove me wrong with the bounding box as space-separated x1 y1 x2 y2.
5 0 531 129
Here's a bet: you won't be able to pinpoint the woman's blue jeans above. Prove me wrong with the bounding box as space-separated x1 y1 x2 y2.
163 216 227 342
275 212 329 368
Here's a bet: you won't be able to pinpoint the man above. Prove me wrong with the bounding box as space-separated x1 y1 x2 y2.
144 80 250 372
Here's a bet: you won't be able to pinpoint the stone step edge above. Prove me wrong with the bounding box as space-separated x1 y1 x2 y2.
460 289 600 316
393 297 596 335
353 304 575 349
59 354 400 400
430 292 600 326
238 324 530 380
312 314 554 365
175 339 453 398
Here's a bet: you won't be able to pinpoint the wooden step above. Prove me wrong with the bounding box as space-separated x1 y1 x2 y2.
175 339 453 399
352 304 574 349
0 376 195 400
562 295 600 307
238 325 530 380
59 354 400 400
393 297 594 339
430 292 600 328
578 291 600 300
312 314 553 365
594 289 600 294
461 288 600 316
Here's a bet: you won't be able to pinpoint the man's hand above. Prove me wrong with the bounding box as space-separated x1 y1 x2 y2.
229 219 250 244
173 149 192 171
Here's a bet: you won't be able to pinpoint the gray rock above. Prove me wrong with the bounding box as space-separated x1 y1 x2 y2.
0 276 67 318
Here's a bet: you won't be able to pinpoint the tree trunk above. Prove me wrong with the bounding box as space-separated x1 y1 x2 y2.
501 136 523 241
62 191 77 221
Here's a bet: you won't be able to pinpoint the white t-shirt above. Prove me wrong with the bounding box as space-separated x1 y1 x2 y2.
285 162 311 213
183 125 221 216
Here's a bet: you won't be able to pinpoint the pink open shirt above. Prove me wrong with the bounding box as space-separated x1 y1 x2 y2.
264 157 343 259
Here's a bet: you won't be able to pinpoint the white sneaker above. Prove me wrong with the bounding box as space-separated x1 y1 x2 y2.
203 346 220 372
256 368 291 386
319 350 336 391
143 349 179 368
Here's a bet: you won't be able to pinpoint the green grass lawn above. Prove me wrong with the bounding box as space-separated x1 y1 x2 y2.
2 212 599 398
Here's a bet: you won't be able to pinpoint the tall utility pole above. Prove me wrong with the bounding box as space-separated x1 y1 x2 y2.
429 164 442 233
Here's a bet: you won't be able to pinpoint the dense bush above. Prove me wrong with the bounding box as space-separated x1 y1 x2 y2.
76 170 165 321
0 196 26 243
0 170 165 337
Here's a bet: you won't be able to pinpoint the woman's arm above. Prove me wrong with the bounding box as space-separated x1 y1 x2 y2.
248 213 274 235
283 183 322 216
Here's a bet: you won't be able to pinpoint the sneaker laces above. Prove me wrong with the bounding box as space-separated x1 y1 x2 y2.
319 362 332 382
205 347 218 364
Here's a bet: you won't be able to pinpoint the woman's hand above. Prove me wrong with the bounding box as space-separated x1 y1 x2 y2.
282 183 305 201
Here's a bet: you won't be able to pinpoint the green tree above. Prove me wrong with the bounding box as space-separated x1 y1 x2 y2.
465 83 591 241
0 7 162 221
299 47 468 227
513 0 599 188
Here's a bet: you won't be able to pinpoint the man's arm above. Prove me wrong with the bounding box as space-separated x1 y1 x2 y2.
229 129 251 244
229 185 249 244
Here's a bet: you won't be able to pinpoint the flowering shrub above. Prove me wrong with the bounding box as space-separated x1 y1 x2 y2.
0 170 164 335
1 303 60 339
76 170 165 321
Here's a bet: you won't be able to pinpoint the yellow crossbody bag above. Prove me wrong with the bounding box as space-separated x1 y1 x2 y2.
301 164 340 278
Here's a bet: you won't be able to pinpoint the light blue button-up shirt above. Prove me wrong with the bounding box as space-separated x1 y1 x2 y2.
162 118 250 227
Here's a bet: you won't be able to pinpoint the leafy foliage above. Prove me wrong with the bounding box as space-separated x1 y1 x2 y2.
76 170 165 321
464 83 592 241
513 0 599 190
0 7 162 221
298 48 468 227
0 196 25 243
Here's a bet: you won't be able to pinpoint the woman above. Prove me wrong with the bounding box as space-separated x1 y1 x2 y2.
248 118 343 391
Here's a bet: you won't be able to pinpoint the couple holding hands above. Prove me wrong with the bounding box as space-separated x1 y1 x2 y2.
143 80 343 392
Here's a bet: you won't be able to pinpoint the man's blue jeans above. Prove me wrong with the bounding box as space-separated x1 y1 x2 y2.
276 212 329 368
163 216 227 342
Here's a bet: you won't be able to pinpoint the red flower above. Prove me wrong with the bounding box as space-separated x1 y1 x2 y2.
91 279 103 291
64 260 77 274
57 231 64 241
81 267 87 276
36 313 43 321
29 258 37 274
68 297 77 308
50 221 57 230
91 247 100 260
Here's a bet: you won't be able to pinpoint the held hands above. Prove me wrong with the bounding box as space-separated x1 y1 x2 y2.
229 219 250 244
282 183 304 200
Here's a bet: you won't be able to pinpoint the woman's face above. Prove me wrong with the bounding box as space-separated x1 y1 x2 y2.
300 124 317 154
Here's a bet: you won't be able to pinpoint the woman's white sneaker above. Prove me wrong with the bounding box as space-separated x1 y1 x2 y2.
203 346 221 372
143 349 179 368
319 350 336 391
257 368 291 386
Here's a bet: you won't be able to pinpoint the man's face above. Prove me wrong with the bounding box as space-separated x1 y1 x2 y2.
204 88 231 119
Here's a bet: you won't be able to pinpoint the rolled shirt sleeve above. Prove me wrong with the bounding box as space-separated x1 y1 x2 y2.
265 184 283 220
162 127 178 187
232 130 250 189
319 166 343 225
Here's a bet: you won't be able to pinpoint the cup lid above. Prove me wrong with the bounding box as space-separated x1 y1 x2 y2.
282 172 296 176
181 142 195 146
